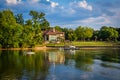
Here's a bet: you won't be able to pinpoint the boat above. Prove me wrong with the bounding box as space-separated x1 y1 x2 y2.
26 51 35 54
64 45 79 50
23 51 35 55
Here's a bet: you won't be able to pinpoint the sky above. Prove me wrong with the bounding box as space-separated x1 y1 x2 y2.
0 0 120 30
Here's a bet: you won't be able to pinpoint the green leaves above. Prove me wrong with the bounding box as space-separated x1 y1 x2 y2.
29 10 49 30
0 10 23 48
75 26 93 41
0 9 49 48
99 26 118 41
15 14 24 25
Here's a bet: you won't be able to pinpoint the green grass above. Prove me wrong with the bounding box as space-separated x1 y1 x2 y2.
72 41 115 46
46 41 120 47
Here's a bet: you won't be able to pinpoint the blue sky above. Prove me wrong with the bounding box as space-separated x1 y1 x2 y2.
0 0 120 29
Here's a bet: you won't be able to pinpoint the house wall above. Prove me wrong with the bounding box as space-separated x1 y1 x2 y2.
45 33 64 42
49 35 57 41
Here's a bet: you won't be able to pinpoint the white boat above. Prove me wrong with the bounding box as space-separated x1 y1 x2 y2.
64 45 79 50
23 51 35 55
26 51 35 54
69 45 76 49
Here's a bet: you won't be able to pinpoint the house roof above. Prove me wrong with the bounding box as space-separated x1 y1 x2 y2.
43 29 64 35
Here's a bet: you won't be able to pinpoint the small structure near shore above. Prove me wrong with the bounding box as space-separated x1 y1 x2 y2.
23 51 35 55
43 28 64 43
64 45 79 50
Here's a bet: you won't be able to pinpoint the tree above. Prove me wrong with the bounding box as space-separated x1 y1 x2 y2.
75 26 93 41
0 10 23 48
20 25 35 47
84 27 93 40
54 26 62 32
116 28 120 41
25 19 33 26
68 28 77 41
29 10 49 30
92 30 99 41
29 11 46 44
62 28 77 41
41 18 50 30
15 13 24 25
99 26 119 41
62 28 69 40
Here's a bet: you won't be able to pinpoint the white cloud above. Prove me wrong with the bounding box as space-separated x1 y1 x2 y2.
78 0 92 11
50 1 59 8
70 0 93 11
78 15 111 26
26 0 40 4
80 16 110 25
31 0 39 3
46 0 50 2
46 0 59 8
6 0 21 5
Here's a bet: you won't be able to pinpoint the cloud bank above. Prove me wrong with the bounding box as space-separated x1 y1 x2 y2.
0 0 120 29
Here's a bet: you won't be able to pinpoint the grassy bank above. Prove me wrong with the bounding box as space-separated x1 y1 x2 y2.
46 41 120 47
0 41 120 50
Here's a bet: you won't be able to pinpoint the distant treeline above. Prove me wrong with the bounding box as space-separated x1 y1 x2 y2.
0 9 120 48
55 25 120 42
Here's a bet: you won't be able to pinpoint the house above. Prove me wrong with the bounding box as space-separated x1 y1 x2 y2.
43 28 64 43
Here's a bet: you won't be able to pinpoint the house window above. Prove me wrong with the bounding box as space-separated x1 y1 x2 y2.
60 34 63 36
49 35 57 41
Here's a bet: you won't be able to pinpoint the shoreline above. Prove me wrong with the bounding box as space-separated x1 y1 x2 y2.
0 46 120 50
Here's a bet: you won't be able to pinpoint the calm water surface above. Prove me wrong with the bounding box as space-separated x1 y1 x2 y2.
0 49 120 80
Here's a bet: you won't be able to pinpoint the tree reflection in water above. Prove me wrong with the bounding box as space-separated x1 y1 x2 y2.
0 50 49 80
0 49 120 80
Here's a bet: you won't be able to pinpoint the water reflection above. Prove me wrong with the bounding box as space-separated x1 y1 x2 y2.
0 50 49 80
48 51 65 64
0 49 120 80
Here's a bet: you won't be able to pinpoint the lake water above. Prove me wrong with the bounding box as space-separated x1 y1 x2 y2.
0 49 120 80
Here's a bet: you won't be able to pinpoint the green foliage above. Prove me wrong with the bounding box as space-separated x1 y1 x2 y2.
15 14 24 25
116 28 120 41
62 28 69 40
0 9 49 48
20 25 35 47
68 28 77 41
29 10 50 30
92 30 99 41
62 28 77 41
0 9 120 48
0 44 2 48
99 26 119 41
75 26 93 41
25 19 33 26
0 10 23 48
54 26 62 32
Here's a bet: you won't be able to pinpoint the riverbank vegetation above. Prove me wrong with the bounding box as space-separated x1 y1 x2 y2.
46 41 120 47
0 9 120 48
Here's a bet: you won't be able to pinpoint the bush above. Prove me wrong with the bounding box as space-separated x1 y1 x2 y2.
0 44 2 48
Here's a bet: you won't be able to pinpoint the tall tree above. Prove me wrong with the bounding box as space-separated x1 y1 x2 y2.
68 28 77 41
75 26 93 41
0 10 23 48
20 25 35 47
29 10 49 30
99 26 119 41
62 28 69 40
25 19 33 26
54 26 62 32
116 28 120 41
92 30 99 41
15 13 24 25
